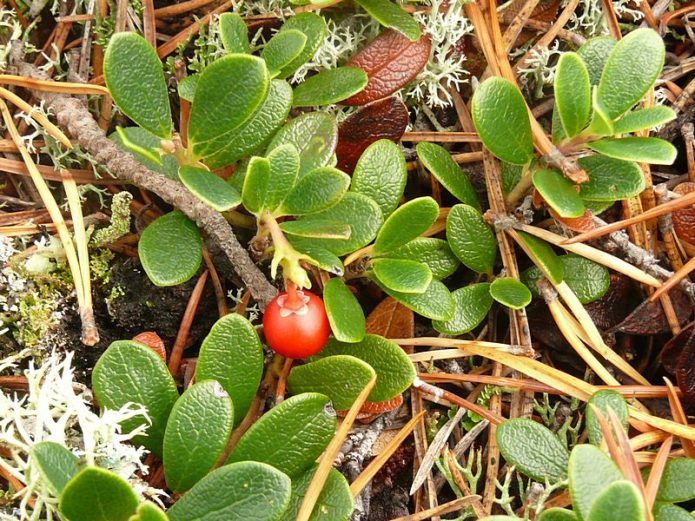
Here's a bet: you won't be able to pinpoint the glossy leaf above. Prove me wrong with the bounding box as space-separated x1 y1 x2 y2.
578 155 645 201
568 444 623 520
577 36 616 86
267 112 338 177
226 393 336 477
416 142 480 209
586 137 677 165
496 418 569 482
388 238 460 280
343 29 430 106
280 219 351 239
178 74 198 102
587 481 644 521
323 277 366 343
293 67 368 107
179 165 241 212
352 139 407 218
188 55 269 158
312 334 416 402
164 381 234 492
655 458 695 503
195 313 264 423
219 13 250 53
586 390 628 446
242 156 271 214
353 0 421 41
380 278 455 321
446 204 496 274
555 52 591 137
167 462 291 521
59 467 138 521
276 13 327 79
129 503 169 521
588 91 615 137
279 167 350 216
374 197 439 254
372 258 432 294
433 283 492 334
287 355 376 409
490 277 531 310
139 211 202 287
516 231 563 285
614 106 676 134
597 28 665 119
110 126 178 180
279 466 353 521
293 244 345 276
532 168 585 218
522 255 609 304
265 144 301 212
203 80 293 169
103 33 172 138
30 441 79 495
261 29 307 78
472 77 533 165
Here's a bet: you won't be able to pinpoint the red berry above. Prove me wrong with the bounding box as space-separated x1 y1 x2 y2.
263 289 331 358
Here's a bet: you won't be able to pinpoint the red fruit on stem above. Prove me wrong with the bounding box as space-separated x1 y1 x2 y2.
263 289 331 358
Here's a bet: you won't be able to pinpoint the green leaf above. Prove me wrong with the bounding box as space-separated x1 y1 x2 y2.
613 106 676 134
242 156 271 214
532 168 585 218
265 144 301 212
195 313 264 424
227 393 336 477
380 278 455 321
202 80 293 169
219 13 250 53
501 161 524 194
279 466 353 521
312 334 416 402
489 277 531 310
104 33 172 139
522 254 609 304
164 381 234 492
167 462 291 521
179 165 241 211
552 104 568 145
188 55 269 158
287 355 376 409
60 467 138 521
416 142 480 210
653 503 695 521
516 231 563 285
577 36 616 86
293 67 368 107
578 155 645 201
388 238 460 280
587 481 644 521
446 204 496 274
353 0 421 41
110 126 178 180
323 278 366 342
261 29 307 79
177 74 199 102
281 219 351 239
555 52 591 137
352 139 407 219
139 211 203 287
267 112 338 177
588 91 615 137
372 258 432 294
586 137 677 165
279 167 350 216
374 197 439 254
568 444 623 520
472 77 533 165
656 458 695 503
92 341 178 457
586 390 628 446
597 28 665 119
289 192 383 256
539 509 579 521
293 244 345 276
433 282 492 335
129 502 169 521
30 441 79 495
496 418 569 482
276 13 327 79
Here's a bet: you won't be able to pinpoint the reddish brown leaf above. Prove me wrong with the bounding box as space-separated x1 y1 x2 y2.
342 30 431 106
550 208 596 232
336 96 409 173
132 331 167 362
610 288 693 335
584 274 636 330
336 393 404 420
676 337 695 403
659 321 695 375
366 296 415 353
672 182 695 245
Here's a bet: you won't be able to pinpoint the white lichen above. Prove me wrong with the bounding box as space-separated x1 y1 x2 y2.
564 0 644 37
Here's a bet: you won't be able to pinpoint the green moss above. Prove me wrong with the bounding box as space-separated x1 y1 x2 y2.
92 192 132 246
17 292 58 348
90 248 115 285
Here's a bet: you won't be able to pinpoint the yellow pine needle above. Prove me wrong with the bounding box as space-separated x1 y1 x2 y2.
0 74 110 96
630 431 670 451
389 496 480 521
663 378 695 458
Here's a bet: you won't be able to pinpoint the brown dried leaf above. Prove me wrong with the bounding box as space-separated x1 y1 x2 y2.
132 331 167 361
584 274 636 330
342 30 431 106
673 182 695 245
677 336 695 403
366 296 415 353
336 96 409 173
610 288 693 335
336 393 404 420
659 321 695 375
550 208 597 232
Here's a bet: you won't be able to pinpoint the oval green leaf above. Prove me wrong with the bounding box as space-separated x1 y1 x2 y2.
586 389 628 446
416 142 480 209
374 196 439 254
293 67 368 107
130 502 169 521
261 29 307 78
352 139 407 219
516 231 563 285
539 509 579 521
655 458 695 503
433 282 492 334
578 155 645 202
388 237 460 280
587 480 644 521
380 278 455 321
279 167 350 216
446 204 496 274
586 137 677 166
555 52 591 138
372 258 432 294
280 466 354 521
613 106 676 134
219 13 250 53
522 254 609 304
60 467 138 521
323 277 366 343
353 0 421 41
179 165 241 212
110 126 178 180
532 168 585 218
138 211 203 287
30 441 79 495
242 156 271 214
281 219 351 239
577 36 616 86
568 444 623 520
489 277 531 310
265 143 301 212
178 74 199 102
653 502 695 521
276 13 327 79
